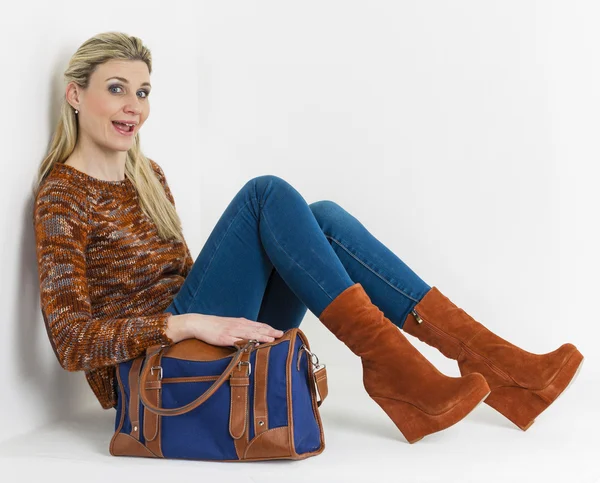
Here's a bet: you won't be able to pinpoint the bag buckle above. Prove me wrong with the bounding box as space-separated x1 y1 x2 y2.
237 360 251 376
150 366 163 380
234 339 258 376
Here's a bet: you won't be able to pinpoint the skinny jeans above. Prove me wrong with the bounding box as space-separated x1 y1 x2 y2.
164 175 431 331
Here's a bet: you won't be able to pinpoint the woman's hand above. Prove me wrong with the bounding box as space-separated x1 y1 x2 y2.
166 313 284 347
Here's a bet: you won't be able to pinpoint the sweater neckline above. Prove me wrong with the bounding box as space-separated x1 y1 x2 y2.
53 163 136 194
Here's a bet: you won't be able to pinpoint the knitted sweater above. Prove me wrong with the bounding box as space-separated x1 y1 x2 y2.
33 159 193 410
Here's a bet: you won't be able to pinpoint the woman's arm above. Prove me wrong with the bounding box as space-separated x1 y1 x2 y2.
33 180 174 372
166 312 284 346
165 313 189 343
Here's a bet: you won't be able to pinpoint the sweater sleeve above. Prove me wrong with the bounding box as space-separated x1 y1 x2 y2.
149 158 195 278
33 180 174 372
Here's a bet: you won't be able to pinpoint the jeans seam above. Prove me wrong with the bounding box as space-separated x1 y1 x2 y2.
261 202 336 304
323 233 421 304
183 198 254 313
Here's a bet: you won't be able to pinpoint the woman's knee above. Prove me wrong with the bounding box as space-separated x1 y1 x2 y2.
309 200 346 223
243 175 292 200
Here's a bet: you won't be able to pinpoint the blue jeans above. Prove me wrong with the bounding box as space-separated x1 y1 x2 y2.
164 175 431 331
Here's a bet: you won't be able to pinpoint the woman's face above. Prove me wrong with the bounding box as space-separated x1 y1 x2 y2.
67 59 151 152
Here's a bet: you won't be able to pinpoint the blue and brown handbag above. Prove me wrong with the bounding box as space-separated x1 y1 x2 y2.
109 327 328 461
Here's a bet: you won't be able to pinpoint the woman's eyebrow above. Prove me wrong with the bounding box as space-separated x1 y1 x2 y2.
105 76 151 88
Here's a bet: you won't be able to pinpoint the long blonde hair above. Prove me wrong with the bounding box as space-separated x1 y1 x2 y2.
33 31 185 242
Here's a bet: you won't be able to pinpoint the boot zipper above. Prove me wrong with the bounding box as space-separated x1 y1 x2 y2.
411 308 512 381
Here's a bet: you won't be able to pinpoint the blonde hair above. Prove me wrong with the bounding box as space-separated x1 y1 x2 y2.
33 31 185 242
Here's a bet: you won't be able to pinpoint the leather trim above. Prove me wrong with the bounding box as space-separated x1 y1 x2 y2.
162 375 219 383
143 349 164 457
162 338 237 361
229 349 251 441
244 426 291 459
300 331 326 453
128 357 143 441
110 432 159 458
233 427 249 459
286 332 297 456
109 364 126 456
314 366 328 406
253 346 270 436
161 331 296 361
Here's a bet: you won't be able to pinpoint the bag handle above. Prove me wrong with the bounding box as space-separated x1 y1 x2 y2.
138 339 257 416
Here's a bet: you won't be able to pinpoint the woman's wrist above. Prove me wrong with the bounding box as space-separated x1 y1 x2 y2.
165 313 191 344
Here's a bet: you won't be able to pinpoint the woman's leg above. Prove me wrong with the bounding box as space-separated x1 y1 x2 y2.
256 200 431 331
165 175 491 443
166 177 430 331
254 267 309 330
165 175 355 322
254 201 581 433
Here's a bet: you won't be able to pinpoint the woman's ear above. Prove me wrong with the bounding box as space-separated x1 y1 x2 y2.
65 81 82 111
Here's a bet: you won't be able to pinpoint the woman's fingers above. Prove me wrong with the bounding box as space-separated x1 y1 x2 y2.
239 318 284 337
234 333 273 343
247 327 275 342
236 326 279 342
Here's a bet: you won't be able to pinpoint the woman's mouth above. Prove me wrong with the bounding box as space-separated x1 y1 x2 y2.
112 121 135 136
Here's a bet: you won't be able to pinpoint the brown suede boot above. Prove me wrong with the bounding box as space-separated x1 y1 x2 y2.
318 283 491 444
402 286 584 431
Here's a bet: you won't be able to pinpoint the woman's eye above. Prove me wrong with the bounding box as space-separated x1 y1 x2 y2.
109 85 150 99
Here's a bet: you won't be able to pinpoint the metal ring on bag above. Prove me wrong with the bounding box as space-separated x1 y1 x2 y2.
298 344 322 371
300 344 320 366
242 339 260 352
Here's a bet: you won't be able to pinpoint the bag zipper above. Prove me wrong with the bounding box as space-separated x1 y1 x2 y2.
411 308 512 381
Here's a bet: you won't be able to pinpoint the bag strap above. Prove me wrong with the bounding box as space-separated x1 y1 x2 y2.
314 366 328 407
296 333 329 407
138 339 257 416
128 357 144 439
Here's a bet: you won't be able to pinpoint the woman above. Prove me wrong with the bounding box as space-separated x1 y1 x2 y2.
32 32 583 445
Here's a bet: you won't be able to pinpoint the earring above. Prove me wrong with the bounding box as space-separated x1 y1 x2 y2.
74 109 79 114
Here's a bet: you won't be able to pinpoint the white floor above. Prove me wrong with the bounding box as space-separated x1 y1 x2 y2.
1 361 598 483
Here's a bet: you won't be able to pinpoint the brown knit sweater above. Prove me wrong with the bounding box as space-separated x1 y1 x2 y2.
33 159 193 410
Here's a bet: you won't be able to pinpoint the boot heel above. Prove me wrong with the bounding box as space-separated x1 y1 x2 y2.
484 350 585 431
373 388 491 444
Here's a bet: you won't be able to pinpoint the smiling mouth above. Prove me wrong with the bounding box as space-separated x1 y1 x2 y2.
112 121 135 134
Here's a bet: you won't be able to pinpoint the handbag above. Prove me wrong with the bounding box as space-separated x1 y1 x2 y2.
109 327 329 461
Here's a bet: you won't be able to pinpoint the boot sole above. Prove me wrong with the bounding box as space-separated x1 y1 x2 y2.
484 349 584 431
373 384 491 444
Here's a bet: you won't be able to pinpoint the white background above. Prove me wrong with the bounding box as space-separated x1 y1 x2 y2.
1 1 598 481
